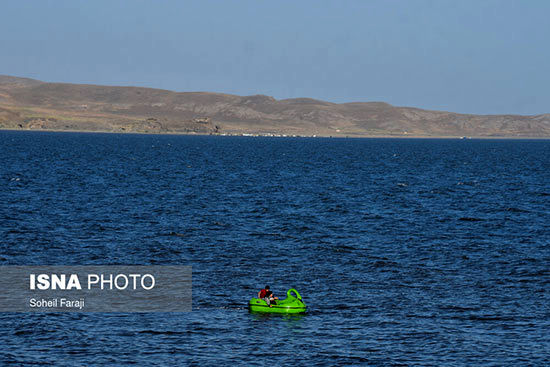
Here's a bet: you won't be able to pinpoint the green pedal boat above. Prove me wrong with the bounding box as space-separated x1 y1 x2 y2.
249 288 306 314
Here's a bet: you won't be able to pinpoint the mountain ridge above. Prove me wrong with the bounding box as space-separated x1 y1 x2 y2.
1 75 549 137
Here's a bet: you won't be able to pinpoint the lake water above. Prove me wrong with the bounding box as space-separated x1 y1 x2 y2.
1 131 549 366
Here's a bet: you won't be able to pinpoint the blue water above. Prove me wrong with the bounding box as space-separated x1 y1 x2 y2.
1 131 549 366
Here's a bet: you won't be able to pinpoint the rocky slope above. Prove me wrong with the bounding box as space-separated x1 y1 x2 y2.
1 75 549 137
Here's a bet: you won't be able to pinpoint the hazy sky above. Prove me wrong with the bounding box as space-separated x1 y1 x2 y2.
1 0 548 115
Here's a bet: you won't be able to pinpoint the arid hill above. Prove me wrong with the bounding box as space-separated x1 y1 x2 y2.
1 75 549 137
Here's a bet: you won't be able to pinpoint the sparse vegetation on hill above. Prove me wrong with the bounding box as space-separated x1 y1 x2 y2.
1 75 549 137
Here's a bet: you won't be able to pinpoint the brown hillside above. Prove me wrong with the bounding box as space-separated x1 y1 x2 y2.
1 75 549 137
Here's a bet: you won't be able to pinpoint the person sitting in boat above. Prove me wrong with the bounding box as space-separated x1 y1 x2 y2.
258 285 278 307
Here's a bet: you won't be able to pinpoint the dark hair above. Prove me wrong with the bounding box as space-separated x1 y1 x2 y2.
265 285 270 290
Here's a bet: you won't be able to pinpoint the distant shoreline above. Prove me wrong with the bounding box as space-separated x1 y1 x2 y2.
2 75 549 138
2 127 549 140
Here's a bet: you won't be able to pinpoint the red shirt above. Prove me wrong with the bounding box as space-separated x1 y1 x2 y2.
259 289 268 298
